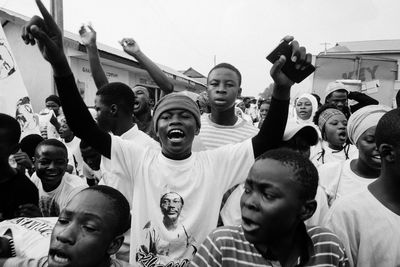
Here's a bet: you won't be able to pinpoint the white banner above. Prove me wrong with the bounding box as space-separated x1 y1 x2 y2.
0 24 40 138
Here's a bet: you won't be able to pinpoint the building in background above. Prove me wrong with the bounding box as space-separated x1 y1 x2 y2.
180 67 207 85
291 39 399 107
0 7 206 112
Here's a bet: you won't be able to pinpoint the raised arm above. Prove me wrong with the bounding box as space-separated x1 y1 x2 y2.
348 91 378 113
79 25 109 89
120 38 174 96
252 36 313 158
22 0 111 158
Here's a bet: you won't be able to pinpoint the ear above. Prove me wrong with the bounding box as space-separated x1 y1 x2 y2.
194 126 200 136
299 199 317 221
110 104 118 116
379 143 395 162
238 87 242 97
106 235 124 255
149 98 154 107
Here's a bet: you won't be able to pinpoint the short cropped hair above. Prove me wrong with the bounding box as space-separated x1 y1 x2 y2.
82 185 131 236
376 108 400 148
207 63 242 86
35 139 68 158
0 113 21 146
256 148 318 201
96 82 135 115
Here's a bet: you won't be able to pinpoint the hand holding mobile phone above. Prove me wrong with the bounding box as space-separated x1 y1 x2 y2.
266 40 315 83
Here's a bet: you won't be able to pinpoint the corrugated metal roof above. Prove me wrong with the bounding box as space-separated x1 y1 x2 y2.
328 39 400 54
0 7 205 87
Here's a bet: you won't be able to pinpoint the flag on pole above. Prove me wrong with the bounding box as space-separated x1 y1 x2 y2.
0 24 40 138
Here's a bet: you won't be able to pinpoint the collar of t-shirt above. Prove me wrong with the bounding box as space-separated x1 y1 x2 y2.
263 222 314 266
158 151 194 169
206 114 247 128
120 124 139 139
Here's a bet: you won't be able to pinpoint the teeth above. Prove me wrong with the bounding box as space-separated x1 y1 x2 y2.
170 129 183 134
54 254 69 263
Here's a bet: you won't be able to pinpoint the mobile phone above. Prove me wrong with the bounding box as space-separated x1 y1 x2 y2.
266 41 315 83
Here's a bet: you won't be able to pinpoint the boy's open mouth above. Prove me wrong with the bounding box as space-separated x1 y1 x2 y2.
241 216 260 232
167 129 185 140
49 249 71 265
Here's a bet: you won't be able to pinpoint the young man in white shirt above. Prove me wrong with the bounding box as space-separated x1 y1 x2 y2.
22 2 312 265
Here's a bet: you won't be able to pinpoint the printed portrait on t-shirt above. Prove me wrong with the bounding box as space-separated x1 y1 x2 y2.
136 192 197 267
15 97 39 133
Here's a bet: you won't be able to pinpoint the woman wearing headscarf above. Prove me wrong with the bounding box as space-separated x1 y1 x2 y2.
310 104 358 167
295 93 318 124
318 105 391 206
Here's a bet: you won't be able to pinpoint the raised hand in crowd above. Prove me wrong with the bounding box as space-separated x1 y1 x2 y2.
21 0 69 76
12 151 34 174
252 35 312 158
119 38 141 55
78 23 96 47
270 35 312 99
78 23 108 89
119 37 174 95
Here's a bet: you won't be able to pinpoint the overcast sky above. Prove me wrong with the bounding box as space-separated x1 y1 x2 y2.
1 0 399 97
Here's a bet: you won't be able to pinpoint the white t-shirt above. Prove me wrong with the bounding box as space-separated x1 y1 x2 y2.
63 136 84 178
99 125 159 207
220 184 329 227
318 159 377 204
99 125 159 262
0 217 57 258
324 189 400 267
110 136 254 265
310 140 358 167
31 172 87 216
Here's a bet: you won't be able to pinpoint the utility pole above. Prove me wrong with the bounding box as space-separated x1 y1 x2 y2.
213 55 216 66
320 42 331 55
50 0 63 34
50 0 63 94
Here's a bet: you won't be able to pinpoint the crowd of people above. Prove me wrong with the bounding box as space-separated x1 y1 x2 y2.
1 1 400 266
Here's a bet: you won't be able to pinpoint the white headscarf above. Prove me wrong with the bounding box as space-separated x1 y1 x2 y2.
295 93 318 124
347 104 392 145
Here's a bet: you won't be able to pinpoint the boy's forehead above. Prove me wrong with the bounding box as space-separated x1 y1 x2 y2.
36 145 67 157
208 67 239 81
133 86 149 95
250 158 295 183
67 190 113 218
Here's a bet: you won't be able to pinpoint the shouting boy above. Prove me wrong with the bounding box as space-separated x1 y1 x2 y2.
192 148 348 267
0 185 134 267
22 1 312 265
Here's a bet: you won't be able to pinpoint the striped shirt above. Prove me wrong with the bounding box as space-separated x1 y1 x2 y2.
192 114 259 152
190 225 349 267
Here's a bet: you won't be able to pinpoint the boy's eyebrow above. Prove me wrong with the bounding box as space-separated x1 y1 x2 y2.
245 179 276 190
61 209 104 223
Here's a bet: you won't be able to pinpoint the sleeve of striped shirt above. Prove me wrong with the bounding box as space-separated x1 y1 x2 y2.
190 232 222 267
